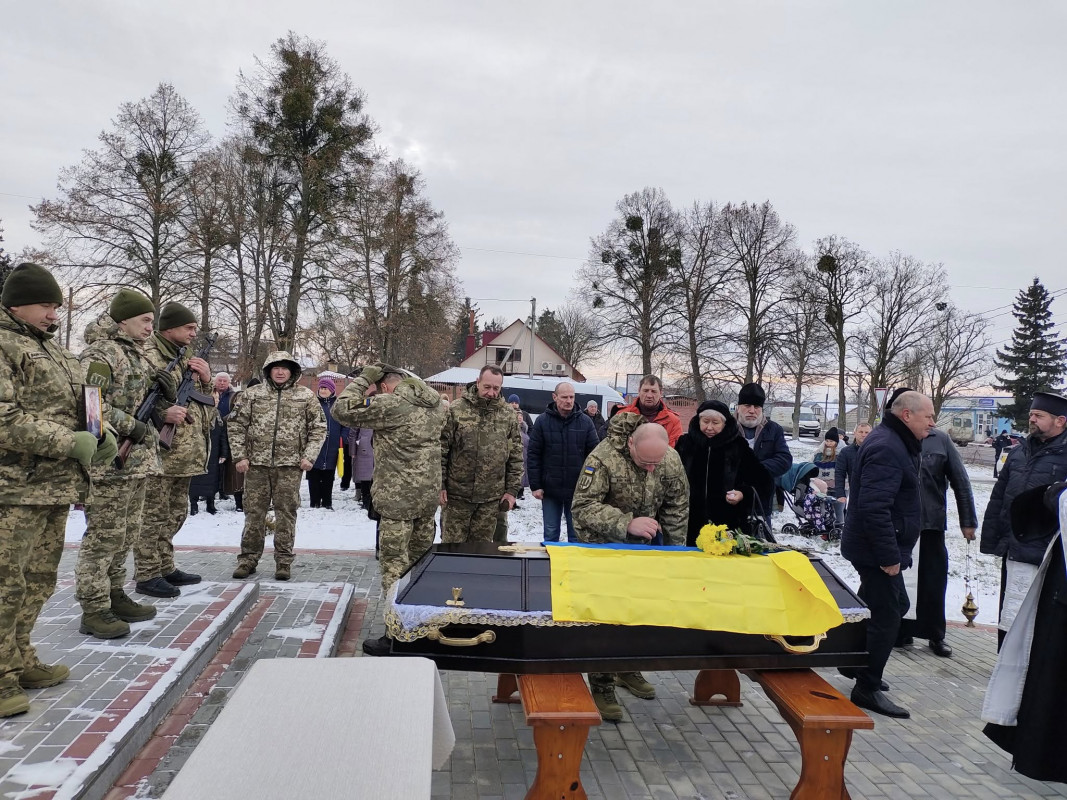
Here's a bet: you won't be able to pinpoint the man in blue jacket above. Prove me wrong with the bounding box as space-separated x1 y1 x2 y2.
840 389 936 718
528 382 600 542
735 382 792 519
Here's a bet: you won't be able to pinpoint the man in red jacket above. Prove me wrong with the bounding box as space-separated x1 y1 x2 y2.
617 375 682 446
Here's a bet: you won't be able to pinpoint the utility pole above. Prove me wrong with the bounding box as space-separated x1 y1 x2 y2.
528 297 536 378
65 286 74 350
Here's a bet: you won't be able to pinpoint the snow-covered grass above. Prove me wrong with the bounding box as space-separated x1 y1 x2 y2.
62 436 1005 626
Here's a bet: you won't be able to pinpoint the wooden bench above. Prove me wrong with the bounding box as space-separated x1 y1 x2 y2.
749 668 874 800
494 673 602 800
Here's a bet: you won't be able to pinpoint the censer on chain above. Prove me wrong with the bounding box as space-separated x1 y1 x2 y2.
962 539 979 627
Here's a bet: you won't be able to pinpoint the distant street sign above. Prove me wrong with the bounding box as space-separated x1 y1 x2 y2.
625 373 643 396
874 387 888 414
978 398 995 408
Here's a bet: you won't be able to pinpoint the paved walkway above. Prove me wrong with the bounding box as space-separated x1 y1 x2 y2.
1 546 1064 800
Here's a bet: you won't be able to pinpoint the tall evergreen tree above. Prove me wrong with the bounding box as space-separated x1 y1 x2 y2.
993 278 1067 427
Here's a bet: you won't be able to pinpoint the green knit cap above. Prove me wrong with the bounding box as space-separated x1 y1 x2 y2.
108 288 155 322
1 263 63 308
158 301 198 331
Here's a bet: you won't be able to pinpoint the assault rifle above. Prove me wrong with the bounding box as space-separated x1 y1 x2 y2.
114 348 185 469
157 332 219 450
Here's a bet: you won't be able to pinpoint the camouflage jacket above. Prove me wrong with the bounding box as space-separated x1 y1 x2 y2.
145 332 213 477
0 307 91 505
227 351 326 468
441 383 523 503
571 413 690 545
333 373 446 520
80 315 162 480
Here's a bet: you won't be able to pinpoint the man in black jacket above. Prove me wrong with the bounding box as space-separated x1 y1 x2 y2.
833 422 871 511
585 401 608 441
903 427 977 657
528 382 600 542
980 391 1067 647
840 390 936 718
734 382 792 519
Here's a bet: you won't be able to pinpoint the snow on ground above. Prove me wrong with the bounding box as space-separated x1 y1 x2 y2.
62 435 1006 626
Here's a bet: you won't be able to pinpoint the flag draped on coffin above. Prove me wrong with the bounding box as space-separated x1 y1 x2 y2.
546 544 844 636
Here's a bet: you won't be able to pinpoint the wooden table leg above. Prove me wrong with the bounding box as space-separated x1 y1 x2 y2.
492 673 520 704
690 669 743 707
525 722 592 800
785 718 854 800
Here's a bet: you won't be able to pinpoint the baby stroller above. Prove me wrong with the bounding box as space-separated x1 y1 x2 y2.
777 462 844 541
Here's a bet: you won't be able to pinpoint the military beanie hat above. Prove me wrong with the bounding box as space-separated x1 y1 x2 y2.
109 288 155 322
158 301 197 331
2 262 64 308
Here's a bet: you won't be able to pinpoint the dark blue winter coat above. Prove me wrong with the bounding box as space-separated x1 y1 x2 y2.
313 395 350 471
528 402 600 501
981 430 1067 565
744 417 792 516
841 411 923 570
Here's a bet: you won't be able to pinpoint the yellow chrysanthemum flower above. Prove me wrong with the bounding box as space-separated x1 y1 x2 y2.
695 523 735 557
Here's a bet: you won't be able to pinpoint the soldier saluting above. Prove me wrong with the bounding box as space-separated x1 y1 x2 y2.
0 264 118 717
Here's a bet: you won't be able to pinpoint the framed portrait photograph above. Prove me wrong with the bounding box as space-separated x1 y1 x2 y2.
83 385 103 439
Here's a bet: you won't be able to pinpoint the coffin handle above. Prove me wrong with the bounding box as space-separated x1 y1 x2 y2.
427 629 497 647
765 632 826 654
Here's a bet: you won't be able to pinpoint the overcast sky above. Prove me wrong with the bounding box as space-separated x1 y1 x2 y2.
2 1 1065 382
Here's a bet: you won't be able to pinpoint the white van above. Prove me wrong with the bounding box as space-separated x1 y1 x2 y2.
769 403 822 438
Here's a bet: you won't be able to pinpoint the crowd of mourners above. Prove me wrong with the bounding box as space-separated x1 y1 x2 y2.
2 262 1066 785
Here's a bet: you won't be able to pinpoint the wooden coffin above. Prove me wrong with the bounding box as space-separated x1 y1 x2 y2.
388 543 868 674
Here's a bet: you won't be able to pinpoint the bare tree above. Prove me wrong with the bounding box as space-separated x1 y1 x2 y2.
922 305 992 417
716 201 800 384
537 302 603 369
811 235 871 436
775 270 834 437
182 145 232 330
32 83 209 308
232 32 376 351
854 252 948 421
581 187 680 375
671 200 731 401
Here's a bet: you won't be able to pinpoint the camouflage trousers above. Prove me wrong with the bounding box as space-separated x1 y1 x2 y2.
77 477 147 614
134 475 192 581
238 466 301 570
442 498 504 544
378 516 437 593
0 504 67 689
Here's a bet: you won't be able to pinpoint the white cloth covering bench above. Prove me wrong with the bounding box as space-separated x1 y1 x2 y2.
163 657 454 799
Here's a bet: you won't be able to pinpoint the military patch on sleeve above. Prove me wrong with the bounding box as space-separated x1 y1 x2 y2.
583 464 596 475
364 397 373 407
85 361 112 390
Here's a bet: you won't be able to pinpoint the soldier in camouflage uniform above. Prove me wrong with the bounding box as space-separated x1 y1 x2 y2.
227 351 326 581
571 413 690 722
0 264 118 717
332 364 446 656
77 289 168 640
133 302 214 598
440 365 523 543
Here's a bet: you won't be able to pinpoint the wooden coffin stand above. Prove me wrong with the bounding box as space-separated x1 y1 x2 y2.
392 544 875 800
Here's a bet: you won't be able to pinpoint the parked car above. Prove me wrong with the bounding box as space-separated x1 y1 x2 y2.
796 410 822 438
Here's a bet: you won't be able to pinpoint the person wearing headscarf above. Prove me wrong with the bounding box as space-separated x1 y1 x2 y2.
675 400 773 547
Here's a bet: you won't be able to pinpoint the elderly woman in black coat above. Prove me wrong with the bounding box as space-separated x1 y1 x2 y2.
675 400 774 547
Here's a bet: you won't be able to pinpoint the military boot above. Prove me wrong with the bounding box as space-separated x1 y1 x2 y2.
232 563 256 579
616 671 656 699
111 590 157 622
0 685 30 718
591 683 624 722
274 564 291 581
79 609 130 639
19 661 70 690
